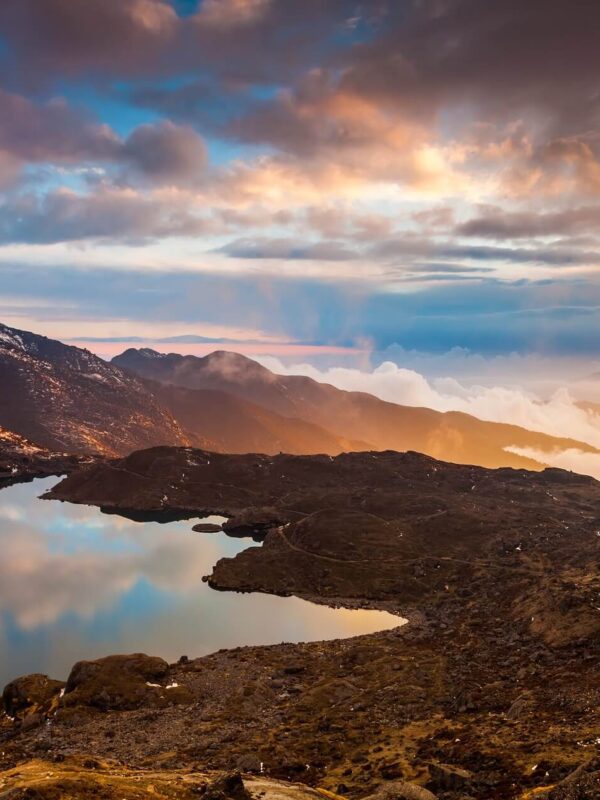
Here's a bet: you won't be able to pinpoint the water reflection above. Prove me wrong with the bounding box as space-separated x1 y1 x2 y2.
0 478 401 685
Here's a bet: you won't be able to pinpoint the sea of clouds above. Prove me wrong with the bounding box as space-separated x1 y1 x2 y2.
258 355 600 479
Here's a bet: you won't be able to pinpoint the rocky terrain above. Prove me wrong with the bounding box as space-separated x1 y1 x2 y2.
0 446 595 799
0 323 189 456
0 757 332 800
0 426 90 487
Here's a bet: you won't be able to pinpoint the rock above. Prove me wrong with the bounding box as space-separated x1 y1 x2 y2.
192 523 223 533
283 665 305 675
364 781 438 800
2 674 66 717
428 764 472 792
505 694 529 720
21 712 42 730
222 507 283 538
547 759 600 799
236 755 262 774
203 772 251 800
63 653 193 711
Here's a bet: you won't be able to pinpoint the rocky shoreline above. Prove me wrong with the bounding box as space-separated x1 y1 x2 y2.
2 445 599 799
0 427 94 488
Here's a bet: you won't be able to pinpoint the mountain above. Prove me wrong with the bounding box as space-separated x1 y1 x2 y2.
151 382 366 456
0 323 190 456
0 323 360 457
2 321 597 467
112 347 599 470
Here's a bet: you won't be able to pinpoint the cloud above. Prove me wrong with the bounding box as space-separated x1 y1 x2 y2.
0 88 209 192
457 205 600 240
0 0 178 84
257 356 600 456
195 0 272 29
0 0 355 89
122 120 207 185
0 185 217 244
224 76 465 193
0 89 119 184
336 1 600 133
504 446 600 480
216 237 358 261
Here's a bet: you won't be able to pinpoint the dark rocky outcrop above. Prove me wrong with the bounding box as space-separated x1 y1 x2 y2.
0 427 88 487
63 654 193 711
203 772 252 800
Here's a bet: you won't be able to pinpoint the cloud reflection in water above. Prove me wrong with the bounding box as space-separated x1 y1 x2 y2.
0 477 401 683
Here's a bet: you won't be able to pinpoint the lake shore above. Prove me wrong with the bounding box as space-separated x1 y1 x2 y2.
1 445 599 799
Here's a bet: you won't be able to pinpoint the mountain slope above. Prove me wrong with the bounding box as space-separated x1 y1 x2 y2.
112 348 599 470
151 382 367 455
0 323 363 457
0 323 191 455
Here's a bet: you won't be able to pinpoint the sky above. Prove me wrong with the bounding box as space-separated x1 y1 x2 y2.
0 1 599 384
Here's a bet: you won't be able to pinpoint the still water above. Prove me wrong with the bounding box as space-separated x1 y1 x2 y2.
0 477 401 686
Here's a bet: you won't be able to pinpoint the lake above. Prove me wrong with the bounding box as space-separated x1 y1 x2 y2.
0 477 401 687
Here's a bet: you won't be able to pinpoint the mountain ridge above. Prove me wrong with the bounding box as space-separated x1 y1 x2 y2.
113 346 599 471
0 323 364 457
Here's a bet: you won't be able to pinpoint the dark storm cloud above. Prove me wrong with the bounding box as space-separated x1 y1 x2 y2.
214 0 600 165
339 1 600 124
2 1 599 137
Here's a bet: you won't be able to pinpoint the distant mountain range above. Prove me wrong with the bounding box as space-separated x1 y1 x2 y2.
113 346 599 470
1 321 597 470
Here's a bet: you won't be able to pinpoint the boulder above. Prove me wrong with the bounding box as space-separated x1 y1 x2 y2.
63 653 193 711
2 674 65 717
364 781 437 800
236 755 262 774
428 763 472 793
204 772 251 800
